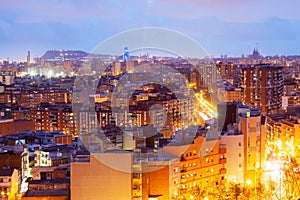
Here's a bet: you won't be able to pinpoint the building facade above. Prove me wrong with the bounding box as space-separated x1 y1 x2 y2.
240 64 283 114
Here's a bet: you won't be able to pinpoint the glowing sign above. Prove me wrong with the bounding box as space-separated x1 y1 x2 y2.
246 111 250 118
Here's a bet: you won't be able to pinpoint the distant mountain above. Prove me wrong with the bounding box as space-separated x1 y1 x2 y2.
41 50 88 61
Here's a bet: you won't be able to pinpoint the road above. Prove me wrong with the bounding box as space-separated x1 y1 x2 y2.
195 91 217 121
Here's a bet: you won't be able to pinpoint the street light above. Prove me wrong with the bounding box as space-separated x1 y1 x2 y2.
246 179 252 186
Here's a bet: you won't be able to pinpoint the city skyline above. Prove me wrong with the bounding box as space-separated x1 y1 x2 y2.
1 1 300 199
1 0 300 61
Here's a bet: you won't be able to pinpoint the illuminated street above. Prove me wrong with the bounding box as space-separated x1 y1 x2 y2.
195 91 217 121
0 1 300 199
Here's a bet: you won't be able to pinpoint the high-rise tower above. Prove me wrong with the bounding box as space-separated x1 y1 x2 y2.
27 50 30 64
123 47 129 62
240 64 283 114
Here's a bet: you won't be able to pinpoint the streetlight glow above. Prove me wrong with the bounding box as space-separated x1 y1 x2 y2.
246 179 252 186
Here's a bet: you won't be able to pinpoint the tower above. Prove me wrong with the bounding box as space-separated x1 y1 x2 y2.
240 64 283 114
123 47 129 62
126 60 136 74
27 50 30 64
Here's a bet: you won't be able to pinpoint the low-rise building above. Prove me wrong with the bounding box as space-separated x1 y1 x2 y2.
0 168 19 200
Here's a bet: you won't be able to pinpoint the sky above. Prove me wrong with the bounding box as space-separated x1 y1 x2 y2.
0 0 300 61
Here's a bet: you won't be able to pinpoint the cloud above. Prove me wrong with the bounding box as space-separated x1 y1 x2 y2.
0 0 122 23
149 0 300 23
162 0 258 9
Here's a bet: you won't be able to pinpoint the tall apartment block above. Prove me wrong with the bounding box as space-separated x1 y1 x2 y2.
218 101 267 185
240 64 283 114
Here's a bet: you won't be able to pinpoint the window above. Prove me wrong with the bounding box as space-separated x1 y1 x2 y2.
0 178 9 183
174 167 178 173
238 142 242 147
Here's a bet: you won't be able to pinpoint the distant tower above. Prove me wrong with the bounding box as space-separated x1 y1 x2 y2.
112 62 121 76
27 50 31 64
123 47 129 62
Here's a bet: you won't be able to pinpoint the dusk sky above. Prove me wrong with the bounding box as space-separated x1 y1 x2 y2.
1 0 300 61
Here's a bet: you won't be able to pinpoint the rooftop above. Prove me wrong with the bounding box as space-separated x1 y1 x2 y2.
23 189 68 197
29 178 70 185
0 168 15 176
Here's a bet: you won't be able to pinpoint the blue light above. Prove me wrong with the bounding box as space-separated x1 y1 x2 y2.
123 47 129 62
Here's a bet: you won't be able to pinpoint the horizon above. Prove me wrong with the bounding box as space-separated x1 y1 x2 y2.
2 47 300 63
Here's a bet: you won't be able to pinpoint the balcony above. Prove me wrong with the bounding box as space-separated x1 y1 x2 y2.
132 184 141 191
180 179 187 184
132 173 142 179
133 196 142 200
220 168 226 174
219 147 226 154
220 178 227 184
219 145 226 154
219 158 226 164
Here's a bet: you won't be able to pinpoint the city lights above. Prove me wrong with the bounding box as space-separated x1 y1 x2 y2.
0 2 299 198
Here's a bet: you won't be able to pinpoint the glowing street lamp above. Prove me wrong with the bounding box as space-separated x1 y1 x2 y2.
29 70 36 77
48 70 53 78
246 179 252 186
